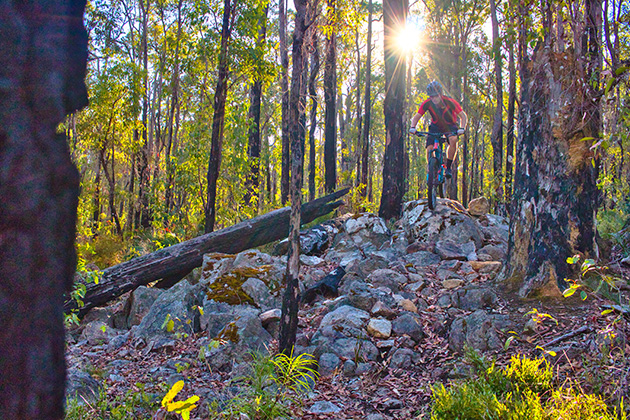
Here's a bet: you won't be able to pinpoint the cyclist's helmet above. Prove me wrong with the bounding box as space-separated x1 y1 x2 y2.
427 80 442 97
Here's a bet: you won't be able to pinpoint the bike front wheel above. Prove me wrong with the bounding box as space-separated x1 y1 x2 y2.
427 157 439 210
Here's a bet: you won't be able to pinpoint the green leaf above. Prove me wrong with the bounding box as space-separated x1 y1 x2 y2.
615 65 628 76
563 287 577 298
601 309 613 316
504 336 516 350
605 77 614 95
580 290 588 301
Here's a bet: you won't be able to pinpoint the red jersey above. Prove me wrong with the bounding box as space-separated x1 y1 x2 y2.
417 96 463 131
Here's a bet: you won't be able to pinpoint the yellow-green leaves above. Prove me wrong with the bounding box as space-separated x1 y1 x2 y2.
161 380 199 420
162 313 175 333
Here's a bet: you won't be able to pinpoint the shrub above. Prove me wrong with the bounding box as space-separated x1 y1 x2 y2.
430 354 625 420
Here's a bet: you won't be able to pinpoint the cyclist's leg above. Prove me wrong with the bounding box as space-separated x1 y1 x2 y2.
445 124 459 161
427 124 440 161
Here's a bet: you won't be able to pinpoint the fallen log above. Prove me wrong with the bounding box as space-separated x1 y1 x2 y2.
66 188 350 316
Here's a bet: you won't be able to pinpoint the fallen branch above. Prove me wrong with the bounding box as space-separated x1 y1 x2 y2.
541 325 592 349
66 188 350 316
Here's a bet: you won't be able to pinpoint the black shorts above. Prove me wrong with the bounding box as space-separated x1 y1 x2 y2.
426 123 458 148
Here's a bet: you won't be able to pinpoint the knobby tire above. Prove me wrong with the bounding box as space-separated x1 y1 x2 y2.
427 157 439 210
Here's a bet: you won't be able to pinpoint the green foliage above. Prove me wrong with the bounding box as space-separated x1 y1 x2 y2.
430 353 625 420
65 383 157 420
210 351 319 419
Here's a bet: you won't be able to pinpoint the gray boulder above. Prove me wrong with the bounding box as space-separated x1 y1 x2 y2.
125 286 163 328
318 352 341 376
450 287 499 311
318 305 370 338
404 251 441 268
309 401 343 414
367 269 407 293
66 369 102 405
241 277 276 310
392 313 425 343
133 280 201 340
449 309 512 352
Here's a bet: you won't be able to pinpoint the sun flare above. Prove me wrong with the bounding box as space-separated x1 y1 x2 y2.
396 22 421 53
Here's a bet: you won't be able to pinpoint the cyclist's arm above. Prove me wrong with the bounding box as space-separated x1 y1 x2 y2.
457 110 468 130
410 112 422 129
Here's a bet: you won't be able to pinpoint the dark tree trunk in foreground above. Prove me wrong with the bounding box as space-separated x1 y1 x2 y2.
205 0 233 232
65 189 348 316
279 0 309 355
506 0 601 297
379 0 407 220
360 0 373 199
323 0 337 194
0 1 88 418
279 0 291 204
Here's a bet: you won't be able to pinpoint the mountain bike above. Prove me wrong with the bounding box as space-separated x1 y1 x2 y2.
413 130 459 210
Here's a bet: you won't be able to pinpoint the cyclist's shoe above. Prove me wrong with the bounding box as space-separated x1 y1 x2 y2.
445 167 452 179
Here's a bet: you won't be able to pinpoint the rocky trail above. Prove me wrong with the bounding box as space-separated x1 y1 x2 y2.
66 197 630 419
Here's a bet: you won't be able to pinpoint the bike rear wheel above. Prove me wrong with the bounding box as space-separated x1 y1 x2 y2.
427 157 439 210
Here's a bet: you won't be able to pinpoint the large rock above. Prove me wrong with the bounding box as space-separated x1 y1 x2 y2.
366 269 407 293
435 240 470 261
66 369 102 405
467 197 490 216
392 313 425 343
449 309 512 352
125 286 163 328
450 287 499 311
404 251 441 269
133 280 202 340
241 277 276 310
367 318 392 339
318 305 370 338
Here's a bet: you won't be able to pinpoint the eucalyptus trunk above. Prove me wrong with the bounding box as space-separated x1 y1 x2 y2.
323 0 337 194
205 0 233 232
379 0 407 220
279 0 309 355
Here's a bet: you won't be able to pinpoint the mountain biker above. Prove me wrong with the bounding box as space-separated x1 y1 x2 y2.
408 80 468 178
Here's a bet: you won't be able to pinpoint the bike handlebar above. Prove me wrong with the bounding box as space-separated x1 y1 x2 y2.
412 131 460 138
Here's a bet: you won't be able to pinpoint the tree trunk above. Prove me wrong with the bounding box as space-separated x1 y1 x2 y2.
360 0 373 199
66 189 349 316
205 0 233 233
505 0 601 298
245 5 269 207
279 0 309 355
279 0 291 205
490 0 504 212
0 1 88 418
165 0 183 213
379 0 407 220
323 0 337 194
137 0 152 230
505 34 516 210
308 31 320 202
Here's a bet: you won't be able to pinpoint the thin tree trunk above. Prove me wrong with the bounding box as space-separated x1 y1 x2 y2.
137 0 152 229
245 4 269 207
165 0 183 213
308 31 320 202
505 35 516 210
279 0 291 204
490 0 504 212
205 0 233 233
279 0 309 354
323 0 337 194
360 0 373 199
